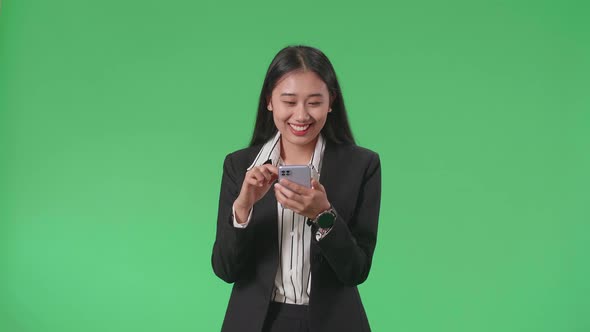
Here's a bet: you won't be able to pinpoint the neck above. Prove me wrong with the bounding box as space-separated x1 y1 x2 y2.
280 136 318 165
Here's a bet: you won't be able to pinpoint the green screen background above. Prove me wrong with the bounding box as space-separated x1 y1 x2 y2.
1 0 589 331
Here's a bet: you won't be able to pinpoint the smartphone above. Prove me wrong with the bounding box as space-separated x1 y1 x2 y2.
278 165 311 188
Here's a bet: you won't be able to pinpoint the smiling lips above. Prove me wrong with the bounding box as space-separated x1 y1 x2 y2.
289 123 312 136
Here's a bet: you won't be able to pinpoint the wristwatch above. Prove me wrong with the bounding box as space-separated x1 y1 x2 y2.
312 206 337 228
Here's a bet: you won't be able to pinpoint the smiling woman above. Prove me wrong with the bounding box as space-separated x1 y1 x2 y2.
267 71 331 164
211 45 382 332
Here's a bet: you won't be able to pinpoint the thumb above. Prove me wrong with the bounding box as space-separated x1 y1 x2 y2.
311 179 325 192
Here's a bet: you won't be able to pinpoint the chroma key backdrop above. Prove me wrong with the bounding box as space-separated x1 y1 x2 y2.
1 0 588 331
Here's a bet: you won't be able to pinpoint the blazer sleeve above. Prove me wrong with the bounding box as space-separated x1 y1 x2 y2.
314 151 382 286
211 153 255 283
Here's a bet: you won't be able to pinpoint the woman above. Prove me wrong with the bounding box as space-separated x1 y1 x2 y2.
212 45 381 332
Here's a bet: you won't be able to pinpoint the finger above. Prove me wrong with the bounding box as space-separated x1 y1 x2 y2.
274 183 297 200
246 176 262 187
274 187 304 213
279 178 309 195
275 184 307 212
255 166 273 183
262 164 279 176
311 179 325 192
260 166 279 184
253 167 272 182
246 177 261 187
274 186 287 205
265 167 279 182
247 171 266 187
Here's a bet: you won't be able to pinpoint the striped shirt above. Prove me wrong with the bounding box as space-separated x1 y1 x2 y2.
232 132 327 305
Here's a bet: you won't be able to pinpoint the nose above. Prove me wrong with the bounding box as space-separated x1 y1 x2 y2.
293 103 311 122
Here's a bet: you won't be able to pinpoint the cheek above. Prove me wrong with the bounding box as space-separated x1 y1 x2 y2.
271 110 288 129
271 108 290 122
311 109 329 124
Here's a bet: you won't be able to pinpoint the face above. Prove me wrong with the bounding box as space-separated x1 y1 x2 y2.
267 70 331 153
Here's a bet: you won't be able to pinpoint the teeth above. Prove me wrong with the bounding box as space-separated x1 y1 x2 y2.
289 123 310 131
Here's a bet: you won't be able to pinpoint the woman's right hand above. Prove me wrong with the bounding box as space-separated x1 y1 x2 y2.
234 164 278 222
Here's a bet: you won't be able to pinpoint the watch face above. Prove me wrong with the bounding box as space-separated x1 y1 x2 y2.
317 211 335 228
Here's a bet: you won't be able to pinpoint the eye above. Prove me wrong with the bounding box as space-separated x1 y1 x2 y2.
308 102 322 106
283 101 296 106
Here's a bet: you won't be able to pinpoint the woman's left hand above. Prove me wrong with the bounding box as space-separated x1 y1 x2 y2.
274 178 331 219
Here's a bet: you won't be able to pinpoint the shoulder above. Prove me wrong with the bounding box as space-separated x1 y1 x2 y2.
338 144 379 158
330 143 380 166
223 144 265 174
324 142 381 182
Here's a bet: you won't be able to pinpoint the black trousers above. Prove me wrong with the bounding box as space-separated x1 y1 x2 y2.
262 302 310 332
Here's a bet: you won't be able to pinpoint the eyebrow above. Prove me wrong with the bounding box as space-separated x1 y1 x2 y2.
280 93 324 97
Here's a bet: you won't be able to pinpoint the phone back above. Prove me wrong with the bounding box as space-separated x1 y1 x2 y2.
278 165 311 188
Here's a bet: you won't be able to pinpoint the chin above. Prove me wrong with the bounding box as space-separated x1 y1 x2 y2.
285 132 319 145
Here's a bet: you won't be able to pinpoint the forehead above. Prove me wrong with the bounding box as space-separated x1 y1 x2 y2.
273 70 328 96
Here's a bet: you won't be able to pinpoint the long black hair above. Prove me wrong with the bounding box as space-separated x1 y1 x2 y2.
249 45 355 147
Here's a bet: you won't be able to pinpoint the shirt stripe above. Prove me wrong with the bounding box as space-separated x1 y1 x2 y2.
246 132 326 305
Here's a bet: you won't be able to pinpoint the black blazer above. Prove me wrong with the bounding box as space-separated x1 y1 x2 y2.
212 139 382 332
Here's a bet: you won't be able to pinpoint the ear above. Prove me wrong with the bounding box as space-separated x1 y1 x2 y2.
329 94 336 109
267 98 273 111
